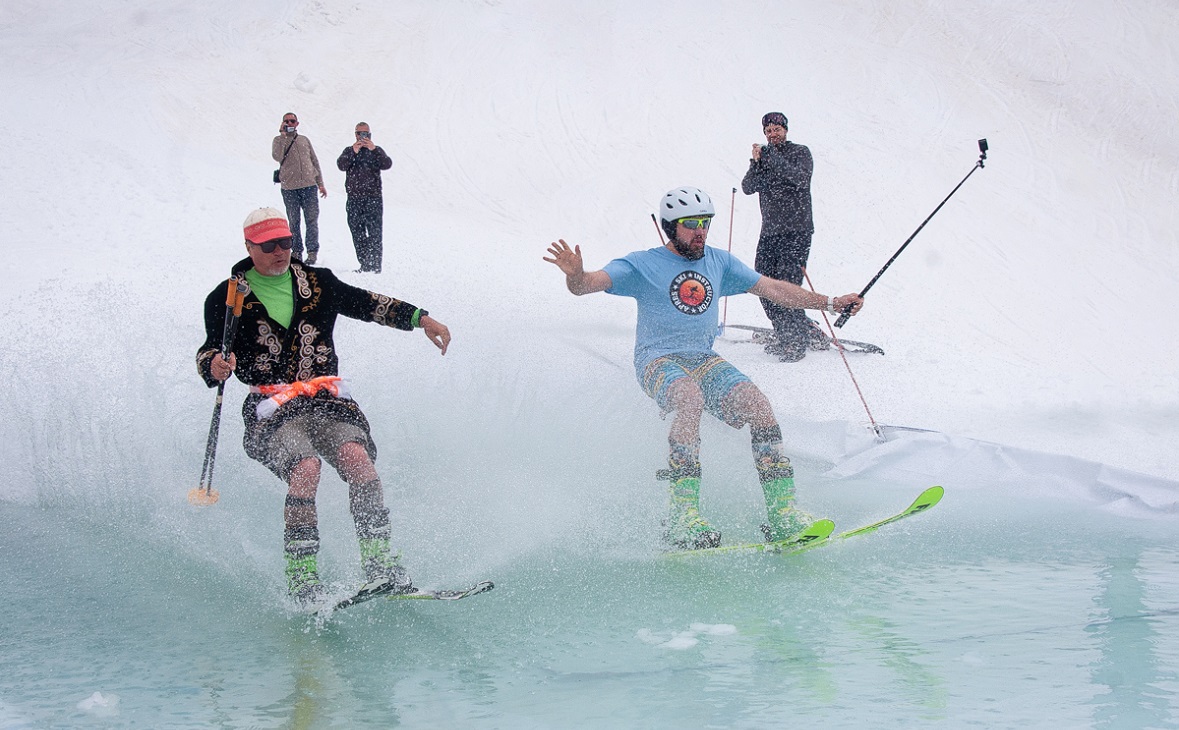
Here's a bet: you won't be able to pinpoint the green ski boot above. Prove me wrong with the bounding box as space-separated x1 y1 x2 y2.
359 537 414 594
759 476 814 543
285 552 325 605
662 474 721 550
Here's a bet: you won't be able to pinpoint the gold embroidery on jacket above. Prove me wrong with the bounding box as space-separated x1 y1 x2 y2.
295 322 331 381
255 322 282 373
295 267 321 312
371 292 398 326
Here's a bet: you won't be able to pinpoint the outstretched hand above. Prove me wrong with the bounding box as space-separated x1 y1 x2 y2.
543 239 585 278
420 315 451 355
543 239 613 295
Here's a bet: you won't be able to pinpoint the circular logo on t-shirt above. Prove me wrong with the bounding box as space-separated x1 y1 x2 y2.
669 271 714 315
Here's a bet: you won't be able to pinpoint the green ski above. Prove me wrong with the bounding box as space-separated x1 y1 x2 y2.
666 518 835 558
663 486 943 559
797 485 944 554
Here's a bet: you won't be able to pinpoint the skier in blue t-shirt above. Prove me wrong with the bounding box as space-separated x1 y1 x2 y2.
544 186 864 550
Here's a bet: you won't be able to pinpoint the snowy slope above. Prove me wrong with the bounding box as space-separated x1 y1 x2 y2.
1 0 1176 514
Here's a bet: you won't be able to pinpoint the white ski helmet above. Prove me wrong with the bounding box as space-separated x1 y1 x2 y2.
659 186 715 223
659 186 715 239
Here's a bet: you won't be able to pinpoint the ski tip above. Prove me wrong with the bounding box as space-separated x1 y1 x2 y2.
918 485 945 506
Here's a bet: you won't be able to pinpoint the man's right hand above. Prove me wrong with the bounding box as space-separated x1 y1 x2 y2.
543 239 612 295
211 352 236 381
544 239 586 279
751 143 763 161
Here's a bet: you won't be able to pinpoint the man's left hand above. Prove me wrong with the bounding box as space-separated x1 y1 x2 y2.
420 315 451 355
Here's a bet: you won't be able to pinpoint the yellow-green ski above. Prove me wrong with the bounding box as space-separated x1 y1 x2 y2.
796 485 944 554
664 486 943 559
665 518 835 558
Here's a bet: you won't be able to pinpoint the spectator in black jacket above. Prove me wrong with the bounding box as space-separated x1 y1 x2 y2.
741 112 817 362
337 122 393 273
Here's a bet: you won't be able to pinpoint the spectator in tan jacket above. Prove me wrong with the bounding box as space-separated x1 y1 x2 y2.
273 112 327 264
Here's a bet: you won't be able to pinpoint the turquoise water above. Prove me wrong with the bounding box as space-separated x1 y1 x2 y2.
3 481 1178 728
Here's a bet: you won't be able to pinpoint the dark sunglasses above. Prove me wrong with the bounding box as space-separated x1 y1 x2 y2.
283 118 298 124
252 237 294 253
677 216 712 230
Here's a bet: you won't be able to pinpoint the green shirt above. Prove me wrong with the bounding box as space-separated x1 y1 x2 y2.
244 267 294 328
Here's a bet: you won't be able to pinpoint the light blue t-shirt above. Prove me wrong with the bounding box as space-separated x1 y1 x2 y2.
603 245 762 376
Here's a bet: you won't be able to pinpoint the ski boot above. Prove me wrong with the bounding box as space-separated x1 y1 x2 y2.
660 471 721 550
359 537 415 594
285 552 325 606
759 476 814 543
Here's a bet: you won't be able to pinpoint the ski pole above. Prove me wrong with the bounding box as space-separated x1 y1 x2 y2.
650 213 666 245
718 187 737 336
189 278 248 506
803 268 883 440
834 138 988 328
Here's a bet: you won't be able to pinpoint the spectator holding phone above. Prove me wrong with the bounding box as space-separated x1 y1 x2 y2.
337 123 393 273
272 112 328 265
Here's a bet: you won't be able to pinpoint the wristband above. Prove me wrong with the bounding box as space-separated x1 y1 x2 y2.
411 308 429 328
826 296 835 314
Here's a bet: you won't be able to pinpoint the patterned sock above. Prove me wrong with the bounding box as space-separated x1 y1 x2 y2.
751 425 795 512
283 494 320 557
349 478 391 541
667 438 702 479
750 425 793 483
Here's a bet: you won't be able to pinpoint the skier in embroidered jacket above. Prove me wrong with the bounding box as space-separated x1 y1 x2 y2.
197 207 451 604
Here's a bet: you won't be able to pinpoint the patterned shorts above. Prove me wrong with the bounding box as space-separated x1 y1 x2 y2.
640 353 752 425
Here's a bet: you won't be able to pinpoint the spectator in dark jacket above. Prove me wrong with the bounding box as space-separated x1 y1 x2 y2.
337 123 393 273
741 112 817 362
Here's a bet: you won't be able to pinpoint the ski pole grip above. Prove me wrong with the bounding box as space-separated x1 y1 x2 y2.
232 280 248 317
833 305 854 329
224 279 236 307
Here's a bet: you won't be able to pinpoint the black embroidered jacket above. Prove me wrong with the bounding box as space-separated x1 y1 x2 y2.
196 257 424 468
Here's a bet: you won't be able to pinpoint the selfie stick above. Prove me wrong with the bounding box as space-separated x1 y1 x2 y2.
834 139 988 328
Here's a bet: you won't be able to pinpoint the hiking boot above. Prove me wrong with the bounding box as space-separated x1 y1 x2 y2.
359 537 414 593
805 319 832 351
776 339 807 362
305 251 318 265
764 337 807 362
285 553 325 605
760 506 815 543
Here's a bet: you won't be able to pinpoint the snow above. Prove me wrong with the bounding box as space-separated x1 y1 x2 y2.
1 0 1176 515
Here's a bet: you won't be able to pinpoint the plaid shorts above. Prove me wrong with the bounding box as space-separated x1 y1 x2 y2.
640 353 752 425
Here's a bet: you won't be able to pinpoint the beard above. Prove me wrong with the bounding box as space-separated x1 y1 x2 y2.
672 237 705 261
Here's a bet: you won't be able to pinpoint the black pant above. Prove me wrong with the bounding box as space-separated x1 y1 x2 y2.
754 229 813 346
346 197 384 272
